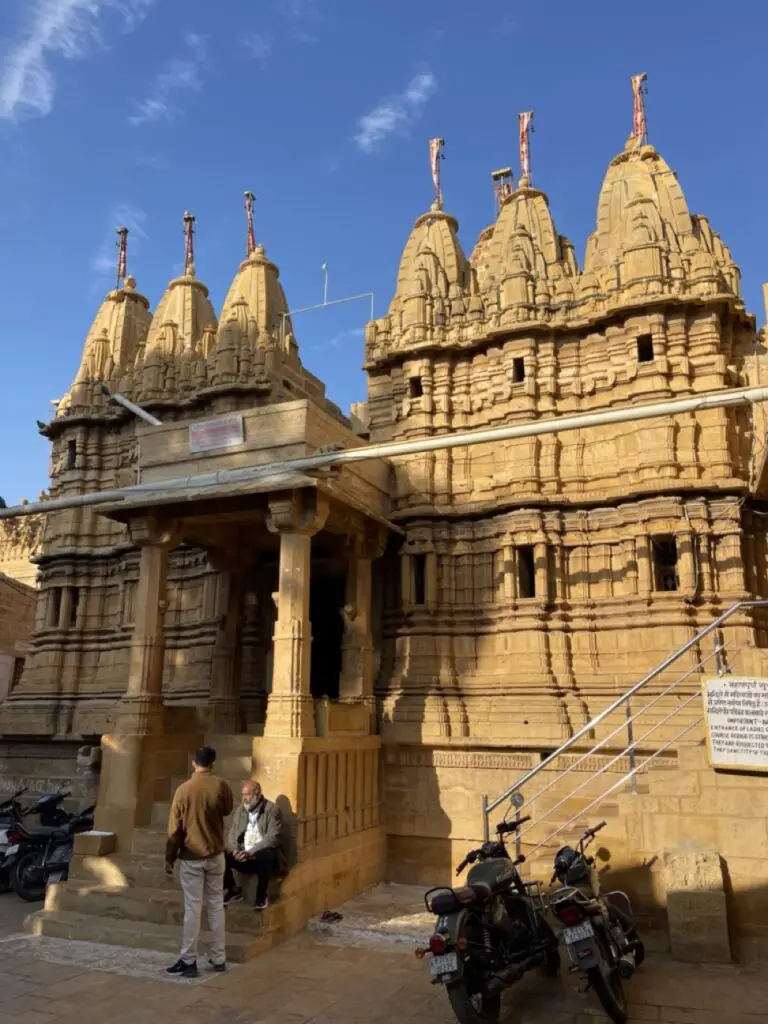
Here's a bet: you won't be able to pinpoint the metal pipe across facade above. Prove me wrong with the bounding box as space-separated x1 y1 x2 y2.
2 384 768 521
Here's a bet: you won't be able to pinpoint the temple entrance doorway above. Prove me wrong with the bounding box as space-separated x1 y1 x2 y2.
309 554 345 700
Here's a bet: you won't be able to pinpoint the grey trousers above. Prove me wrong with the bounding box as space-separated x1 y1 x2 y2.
179 853 226 965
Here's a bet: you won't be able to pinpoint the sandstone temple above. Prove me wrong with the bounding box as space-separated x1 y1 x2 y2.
2 78 768 964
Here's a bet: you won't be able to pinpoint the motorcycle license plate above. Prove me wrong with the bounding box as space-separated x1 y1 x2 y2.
563 921 595 944
429 952 459 976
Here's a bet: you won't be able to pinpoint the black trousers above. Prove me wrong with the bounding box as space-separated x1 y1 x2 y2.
224 849 277 904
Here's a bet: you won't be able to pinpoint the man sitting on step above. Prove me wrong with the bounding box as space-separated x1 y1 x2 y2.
224 779 286 910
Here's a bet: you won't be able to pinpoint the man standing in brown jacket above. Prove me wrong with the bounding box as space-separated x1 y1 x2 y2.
165 746 234 978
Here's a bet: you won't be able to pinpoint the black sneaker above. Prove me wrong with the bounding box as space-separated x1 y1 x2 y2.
166 958 198 978
208 959 226 973
224 889 244 906
254 897 269 911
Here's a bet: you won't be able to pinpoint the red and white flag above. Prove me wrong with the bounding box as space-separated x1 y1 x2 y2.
519 112 534 183
244 191 256 256
631 73 648 142
116 227 128 284
429 137 445 205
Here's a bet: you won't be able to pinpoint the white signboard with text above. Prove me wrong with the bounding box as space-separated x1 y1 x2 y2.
703 677 768 772
188 414 245 454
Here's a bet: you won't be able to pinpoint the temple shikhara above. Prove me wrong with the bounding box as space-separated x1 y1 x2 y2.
2 77 768 964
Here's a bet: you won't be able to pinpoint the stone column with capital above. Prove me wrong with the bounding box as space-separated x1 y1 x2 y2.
339 523 387 709
115 516 179 735
208 548 247 733
265 490 329 739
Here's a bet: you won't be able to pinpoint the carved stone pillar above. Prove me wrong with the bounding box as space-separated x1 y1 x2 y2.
535 541 548 602
637 535 653 597
116 516 179 735
340 523 387 705
265 490 329 738
208 548 247 733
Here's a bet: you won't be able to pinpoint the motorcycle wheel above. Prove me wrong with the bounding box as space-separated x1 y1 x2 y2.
587 924 628 1024
11 850 47 903
447 982 501 1024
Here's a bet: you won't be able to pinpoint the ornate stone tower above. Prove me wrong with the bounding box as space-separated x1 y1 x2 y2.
1 206 347 738
367 94 763 770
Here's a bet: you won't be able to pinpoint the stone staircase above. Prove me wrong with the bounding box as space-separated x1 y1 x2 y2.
27 734 275 962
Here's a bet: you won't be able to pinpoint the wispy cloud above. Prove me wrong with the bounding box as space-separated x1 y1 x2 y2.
276 0 321 43
128 32 207 126
134 152 169 171
310 327 365 352
355 71 437 154
0 0 154 121
90 203 147 280
242 33 273 64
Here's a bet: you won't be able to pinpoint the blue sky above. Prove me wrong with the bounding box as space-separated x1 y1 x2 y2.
0 0 766 504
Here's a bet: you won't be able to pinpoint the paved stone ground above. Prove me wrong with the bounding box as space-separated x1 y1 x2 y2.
1 888 768 1023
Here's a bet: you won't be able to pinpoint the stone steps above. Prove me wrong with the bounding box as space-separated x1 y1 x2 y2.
27 909 270 962
52 883 270 934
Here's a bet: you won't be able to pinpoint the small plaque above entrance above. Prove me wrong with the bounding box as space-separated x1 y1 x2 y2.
189 414 245 454
703 677 768 773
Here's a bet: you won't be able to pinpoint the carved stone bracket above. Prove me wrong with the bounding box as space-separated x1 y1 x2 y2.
266 489 330 537
127 515 181 549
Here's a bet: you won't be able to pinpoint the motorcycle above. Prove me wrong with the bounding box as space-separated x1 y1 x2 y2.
0 786 76 894
418 816 560 1024
548 821 645 1024
0 788 29 894
5 803 95 902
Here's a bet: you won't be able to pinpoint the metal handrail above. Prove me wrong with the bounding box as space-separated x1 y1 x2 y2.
525 714 705 858
481 599 768 839
509 641 732 825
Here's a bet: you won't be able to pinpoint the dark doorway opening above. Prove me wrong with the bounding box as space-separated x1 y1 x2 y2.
309 558 346 700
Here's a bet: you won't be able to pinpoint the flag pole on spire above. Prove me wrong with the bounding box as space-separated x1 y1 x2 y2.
519 112 534 187
116 227 128 290
244 191 256 256
183 211 196 275
429 137 445 209
631 73 648 145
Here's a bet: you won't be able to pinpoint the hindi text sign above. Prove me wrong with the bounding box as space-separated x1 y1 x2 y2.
189 414 245 454
703 677 768 772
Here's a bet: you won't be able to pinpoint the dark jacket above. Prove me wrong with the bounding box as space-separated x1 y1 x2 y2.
166 770 234 863
225 797 287 871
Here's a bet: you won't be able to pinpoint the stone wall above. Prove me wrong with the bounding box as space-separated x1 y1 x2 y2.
0 573 36 701
612 740 768 963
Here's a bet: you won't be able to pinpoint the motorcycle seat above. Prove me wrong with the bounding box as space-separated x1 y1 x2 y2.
430 886 481 915
20 825 71 839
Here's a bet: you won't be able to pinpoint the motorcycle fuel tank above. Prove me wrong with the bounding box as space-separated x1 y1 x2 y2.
467 857 517 895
